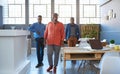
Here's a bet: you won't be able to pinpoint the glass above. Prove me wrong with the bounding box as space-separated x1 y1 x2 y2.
58 18 66 24
9 5 22 17
65 0 76 4
90 0 100 4
15 0 25 4
55 5 59 13
22 5 25 17
41 0 51 4
7 18 15 24
80 18 89 24
29 0 40 4
59 5 72 17
15 18 25 24
90 18 100 24
4 0 25 24
29 0 51 24
55 0 65 4
72 5 76 17
55 0 76 24
47 5 51 17
8 0 14 4
3 5 9 18
97 5 100 17
29 18 37 24
84 5 96 17
42 18 51 24
34 5 47 17
29 5 33 17
80 0 89 4
79 0 100 24
3 18 9 24
79 5 83 17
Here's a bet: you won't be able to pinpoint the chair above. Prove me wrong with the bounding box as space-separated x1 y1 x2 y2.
100 56 120 74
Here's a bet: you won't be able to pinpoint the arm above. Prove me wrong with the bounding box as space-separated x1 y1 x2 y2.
44 25 46 32
61 24 65 45
28 23 36 32
44 24 48 42
65 24 68 40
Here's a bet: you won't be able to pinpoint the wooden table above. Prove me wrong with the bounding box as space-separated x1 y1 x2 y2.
63 47 120 74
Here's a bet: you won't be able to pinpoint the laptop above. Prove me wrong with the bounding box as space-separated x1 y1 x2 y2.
89 39 103 49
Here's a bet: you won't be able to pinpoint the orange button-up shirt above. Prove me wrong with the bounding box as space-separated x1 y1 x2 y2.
44 21 65 46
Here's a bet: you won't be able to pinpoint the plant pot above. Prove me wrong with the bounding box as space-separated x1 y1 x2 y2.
109 44 115 48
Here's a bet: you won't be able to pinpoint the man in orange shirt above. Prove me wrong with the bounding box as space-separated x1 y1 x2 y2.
44 13 65 73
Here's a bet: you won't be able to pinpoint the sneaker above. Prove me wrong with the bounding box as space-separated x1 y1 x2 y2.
35 63 43 68
47 66 53 72
53 66 57 74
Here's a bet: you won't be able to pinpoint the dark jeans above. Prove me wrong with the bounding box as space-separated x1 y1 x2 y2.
35 38 44 64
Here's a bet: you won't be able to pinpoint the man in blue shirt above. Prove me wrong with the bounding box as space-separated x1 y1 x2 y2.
65 17 80 64
29 15 45 68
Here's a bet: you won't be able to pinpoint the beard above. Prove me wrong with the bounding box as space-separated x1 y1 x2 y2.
53 18 57 22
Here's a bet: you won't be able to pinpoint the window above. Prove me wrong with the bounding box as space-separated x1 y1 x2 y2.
4 0 25 24
79 0 100 24
84 5 96 17
29 0 51 24
9 5 22 17
55 0 76 24
3 0 100 24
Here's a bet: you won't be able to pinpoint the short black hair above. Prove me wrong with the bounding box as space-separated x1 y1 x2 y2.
53 13 58 16
52 13 59 18
38 15 42 18
70 17 74 20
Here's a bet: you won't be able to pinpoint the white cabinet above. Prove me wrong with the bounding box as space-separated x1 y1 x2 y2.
0 30 31 74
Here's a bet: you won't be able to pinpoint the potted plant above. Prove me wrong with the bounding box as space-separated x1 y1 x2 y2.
109 39 115 47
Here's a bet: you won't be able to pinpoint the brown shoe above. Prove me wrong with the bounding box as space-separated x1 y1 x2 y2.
53 66 57 73
47 66 53 72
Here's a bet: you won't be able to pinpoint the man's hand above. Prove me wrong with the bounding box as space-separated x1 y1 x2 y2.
36 31 40 35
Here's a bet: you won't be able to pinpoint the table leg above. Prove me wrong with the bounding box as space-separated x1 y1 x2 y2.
78 60 84 72
64 60 66 74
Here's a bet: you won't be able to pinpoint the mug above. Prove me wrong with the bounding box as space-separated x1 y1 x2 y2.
114 45 119 50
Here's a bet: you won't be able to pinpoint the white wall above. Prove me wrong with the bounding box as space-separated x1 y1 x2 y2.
100 0 120 44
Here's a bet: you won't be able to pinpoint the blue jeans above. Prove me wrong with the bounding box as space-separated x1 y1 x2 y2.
35 38 44 64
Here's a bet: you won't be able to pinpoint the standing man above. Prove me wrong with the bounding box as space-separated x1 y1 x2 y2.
65 17 80 47
29 15 45 68
65 17 80 64
44 13 65 73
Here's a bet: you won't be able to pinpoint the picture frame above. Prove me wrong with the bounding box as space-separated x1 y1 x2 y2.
100 0 112 7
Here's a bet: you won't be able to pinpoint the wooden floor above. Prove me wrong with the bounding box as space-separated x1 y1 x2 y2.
27 48 98 74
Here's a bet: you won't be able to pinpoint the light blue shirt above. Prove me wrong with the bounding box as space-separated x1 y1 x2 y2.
28 22 45 38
